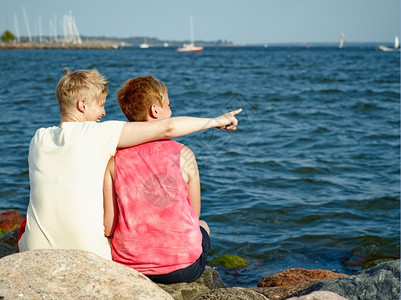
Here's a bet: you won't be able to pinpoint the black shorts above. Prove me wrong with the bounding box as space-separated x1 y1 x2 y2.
146 226 211 284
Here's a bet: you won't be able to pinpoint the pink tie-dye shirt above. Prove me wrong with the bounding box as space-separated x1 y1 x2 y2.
111 140 202 275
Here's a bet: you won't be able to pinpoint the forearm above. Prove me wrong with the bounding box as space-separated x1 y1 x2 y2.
118 108 241 148
166 116 219 138
166 107 241 137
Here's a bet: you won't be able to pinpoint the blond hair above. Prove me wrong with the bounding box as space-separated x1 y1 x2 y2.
55 68 109 115
117 75 167 122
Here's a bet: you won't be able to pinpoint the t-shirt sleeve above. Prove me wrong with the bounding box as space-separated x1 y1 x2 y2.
94 121 125 157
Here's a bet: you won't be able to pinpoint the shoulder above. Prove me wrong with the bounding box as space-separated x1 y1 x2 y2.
165 139 187 151
180 145 199 182
154 139 186 153
180 145 197 166
53 121 125 135
30 126 59 145
79 121 126 142
88 121 125 132
33 126 58 136
181 145 195 157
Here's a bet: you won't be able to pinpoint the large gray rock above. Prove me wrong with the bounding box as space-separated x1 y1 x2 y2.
298 259 400 300
195 287 269 300
158 266 226 300
0 249 173 299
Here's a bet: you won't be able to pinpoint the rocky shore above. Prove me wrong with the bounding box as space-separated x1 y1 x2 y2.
0 210 399 299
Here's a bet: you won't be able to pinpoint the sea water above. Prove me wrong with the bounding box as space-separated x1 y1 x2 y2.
0 46 399 287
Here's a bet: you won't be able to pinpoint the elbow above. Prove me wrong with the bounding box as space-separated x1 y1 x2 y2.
104 229 114 238
163 119 175 138
104 224 114 237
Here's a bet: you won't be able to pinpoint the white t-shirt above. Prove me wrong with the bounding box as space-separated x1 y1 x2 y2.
18 121 125 259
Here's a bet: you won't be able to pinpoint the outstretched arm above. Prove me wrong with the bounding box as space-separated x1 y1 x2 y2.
117 108 242 148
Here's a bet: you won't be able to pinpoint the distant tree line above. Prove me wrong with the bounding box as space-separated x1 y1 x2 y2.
1 30 234 46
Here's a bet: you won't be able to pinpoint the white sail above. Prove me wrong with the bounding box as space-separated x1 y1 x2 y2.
394 36 399 49
339 33 345 48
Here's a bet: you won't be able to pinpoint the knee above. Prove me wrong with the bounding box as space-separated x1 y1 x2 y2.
199 220 210 236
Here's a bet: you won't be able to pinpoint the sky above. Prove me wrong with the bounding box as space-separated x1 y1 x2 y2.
1 0 400 45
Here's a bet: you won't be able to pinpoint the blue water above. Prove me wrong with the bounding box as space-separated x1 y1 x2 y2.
0 46 399 287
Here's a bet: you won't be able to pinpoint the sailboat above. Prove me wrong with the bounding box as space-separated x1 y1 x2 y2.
177 17 203 53
377 36 400 52
140 36 150 48
339 33 345 48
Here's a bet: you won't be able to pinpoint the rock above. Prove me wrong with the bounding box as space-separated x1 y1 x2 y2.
0 210 23 233
298 259 400 300
252 267 347 300
287 291 348 300
360 257 398 269
0 228 19 249
195 287 268 300
158 281 210 300
257 268 348 287
0 249 174 299
194 266 227 290
157 267 226 300
0 242 17 259
208 254 251 268
251 282 320 300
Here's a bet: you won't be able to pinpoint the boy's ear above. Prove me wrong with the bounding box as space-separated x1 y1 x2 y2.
149 104 159 119
77 99 86 113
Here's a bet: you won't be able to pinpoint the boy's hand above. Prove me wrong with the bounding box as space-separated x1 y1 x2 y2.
215 108 242 130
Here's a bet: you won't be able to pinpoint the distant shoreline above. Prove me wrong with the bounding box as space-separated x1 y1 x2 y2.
0 40 122 50
0 40 391 50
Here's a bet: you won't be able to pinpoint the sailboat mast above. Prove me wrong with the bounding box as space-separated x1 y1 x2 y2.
22 4 32 42
190 16 194 45
14 13 20 42
38 16 43 43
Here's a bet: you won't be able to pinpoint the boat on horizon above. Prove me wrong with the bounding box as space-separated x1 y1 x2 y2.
339 33 345 48
377 36 400 52
177 17 203 53
139 36 150 48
